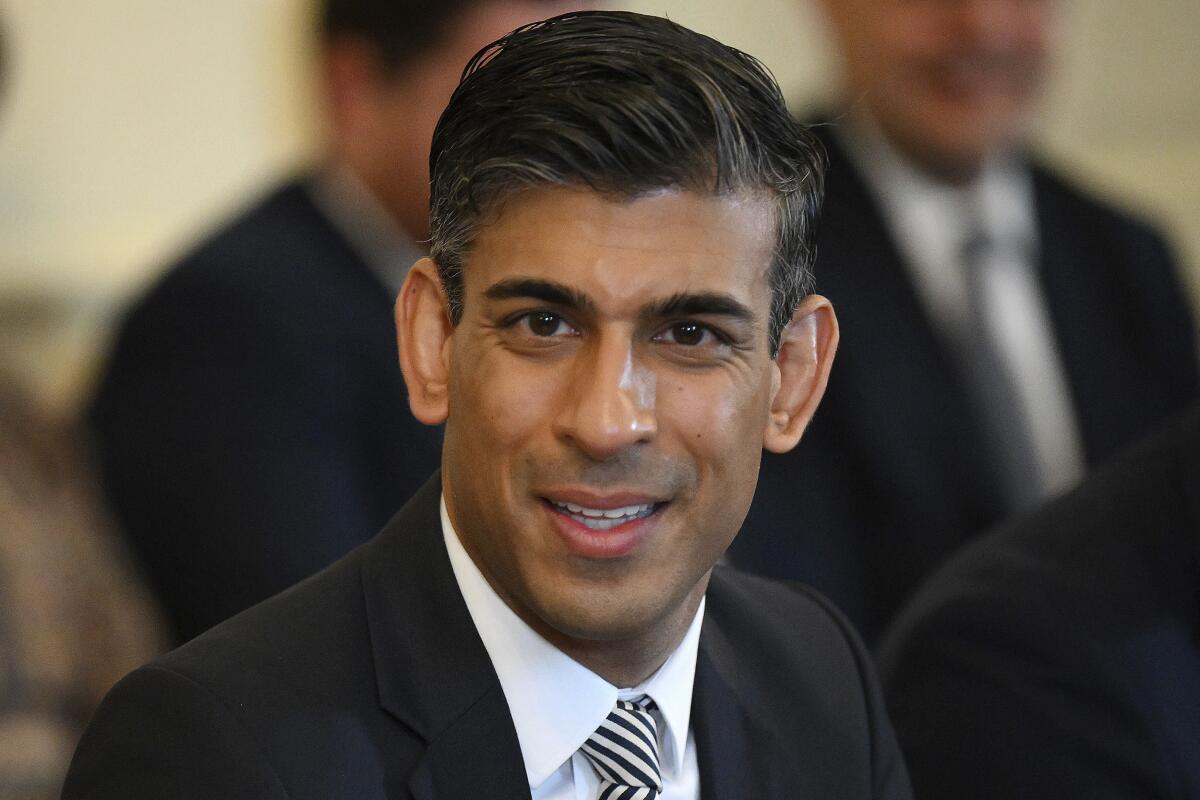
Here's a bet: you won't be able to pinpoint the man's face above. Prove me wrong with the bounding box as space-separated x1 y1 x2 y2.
440 187 780 651
334 1 594 240
828 0 1056 179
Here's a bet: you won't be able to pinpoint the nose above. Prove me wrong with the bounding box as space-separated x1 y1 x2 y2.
958 0 1043 47
554 331 657 460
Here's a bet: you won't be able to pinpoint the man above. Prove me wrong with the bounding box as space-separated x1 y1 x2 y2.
877 401 1200 799
88 0 588 642
728 0 1199 640
63 12 912 799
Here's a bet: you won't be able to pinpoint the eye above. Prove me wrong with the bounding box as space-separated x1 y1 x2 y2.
520 311 576 338
656 321 722 347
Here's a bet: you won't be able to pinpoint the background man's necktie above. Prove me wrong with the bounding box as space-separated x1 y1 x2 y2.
580 696 663 800
959 229 1043 510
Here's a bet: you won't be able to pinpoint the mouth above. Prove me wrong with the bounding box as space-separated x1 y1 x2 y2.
931 54 1039 101
545 499 660 530
540 493 668 559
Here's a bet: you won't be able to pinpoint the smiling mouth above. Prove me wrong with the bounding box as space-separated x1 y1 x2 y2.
545 499 661 530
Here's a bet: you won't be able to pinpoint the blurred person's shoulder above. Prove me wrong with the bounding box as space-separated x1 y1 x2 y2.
879 404 1200 690
133 174 364 316
1029 156 1178 254
100 173 389 375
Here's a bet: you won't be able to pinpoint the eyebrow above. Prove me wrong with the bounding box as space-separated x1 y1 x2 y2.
483 278 597 313
482 277 756 326
645 292 757 325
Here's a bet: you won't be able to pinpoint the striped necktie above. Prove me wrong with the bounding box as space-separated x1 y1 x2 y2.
580 696 663 800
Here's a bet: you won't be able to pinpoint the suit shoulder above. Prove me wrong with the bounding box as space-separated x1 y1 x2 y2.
63 661 291 799
710 567 863 640
125 179 369 327
159 545 373 693
707 567 875 690
880 406 1200 669
100 178 385 378
1031 160 1172 247
877 408 1200 800
172 179 344 281
64 546 390 798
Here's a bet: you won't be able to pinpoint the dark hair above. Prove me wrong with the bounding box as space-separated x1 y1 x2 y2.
428 10 826 354
320 0 478 70
320 0 559 72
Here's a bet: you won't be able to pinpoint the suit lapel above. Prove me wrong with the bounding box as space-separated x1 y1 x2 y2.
1031 168 1100 459
403 684 532 800
692 612 788 799
360 474 531 800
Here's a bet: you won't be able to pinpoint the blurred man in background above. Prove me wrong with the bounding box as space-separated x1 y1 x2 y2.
88 0 589 644
729 0 1199 641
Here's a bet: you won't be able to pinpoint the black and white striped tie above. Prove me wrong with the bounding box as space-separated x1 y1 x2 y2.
580 696 663 800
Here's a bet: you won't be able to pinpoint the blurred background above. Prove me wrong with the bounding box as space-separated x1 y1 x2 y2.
1 0 1199 795
1 0 1199 416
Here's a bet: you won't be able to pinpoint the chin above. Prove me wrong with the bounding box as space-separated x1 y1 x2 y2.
538 589 671 644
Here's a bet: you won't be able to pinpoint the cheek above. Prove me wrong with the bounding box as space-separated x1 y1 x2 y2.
1015 15 1053 66
454 347 559 449
664 371 770 472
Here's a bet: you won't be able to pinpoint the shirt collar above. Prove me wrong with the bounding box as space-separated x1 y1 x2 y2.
440 495 703 790
304 165 424 297
837 110 1037 255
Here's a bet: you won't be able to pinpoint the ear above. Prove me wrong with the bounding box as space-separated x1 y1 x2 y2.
763 294 839 454
396 257 454 425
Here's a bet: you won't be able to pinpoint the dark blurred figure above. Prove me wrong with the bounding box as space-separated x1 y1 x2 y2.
0 381 165 800
89 0 590 643
877 402 1200 799
729 0 1199 641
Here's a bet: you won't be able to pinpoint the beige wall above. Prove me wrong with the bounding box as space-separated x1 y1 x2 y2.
2 0 1199 408
0 0 318 296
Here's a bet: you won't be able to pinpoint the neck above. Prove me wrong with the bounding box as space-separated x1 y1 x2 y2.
539 583 707 688
329 148 428 243
843 105 988 187
896 143 985 187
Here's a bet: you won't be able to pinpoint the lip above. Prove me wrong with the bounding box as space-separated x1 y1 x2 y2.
540 490 668 559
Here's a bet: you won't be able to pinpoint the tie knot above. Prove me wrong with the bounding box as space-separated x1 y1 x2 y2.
580 696 663 799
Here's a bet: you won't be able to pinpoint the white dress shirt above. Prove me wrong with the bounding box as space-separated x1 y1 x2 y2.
441 497 703 800
838 114 1085 500
305 165 425 298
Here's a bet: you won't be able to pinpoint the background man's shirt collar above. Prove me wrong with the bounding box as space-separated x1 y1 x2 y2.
305 165 424 297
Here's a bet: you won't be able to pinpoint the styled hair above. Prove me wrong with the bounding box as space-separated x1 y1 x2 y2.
428 11 826 354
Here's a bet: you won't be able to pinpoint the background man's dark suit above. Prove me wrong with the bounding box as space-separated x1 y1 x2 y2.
728 127 1199 641
89 178 442 642
875 403 1200 800
63 476 911 799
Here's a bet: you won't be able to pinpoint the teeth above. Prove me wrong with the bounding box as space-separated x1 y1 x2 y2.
550 500 657 528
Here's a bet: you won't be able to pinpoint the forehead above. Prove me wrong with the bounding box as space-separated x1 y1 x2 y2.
464 187 777 311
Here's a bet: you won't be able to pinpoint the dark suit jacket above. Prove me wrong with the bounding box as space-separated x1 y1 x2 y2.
63 475 912 800
875 403 1200 799
728 126 1199 641
88 178 443 642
